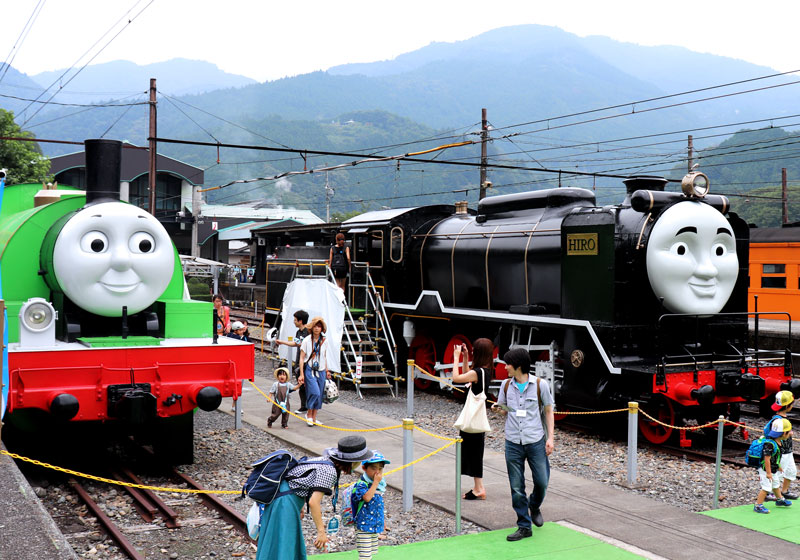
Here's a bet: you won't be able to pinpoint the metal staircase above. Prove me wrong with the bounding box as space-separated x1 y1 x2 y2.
338 262 397 397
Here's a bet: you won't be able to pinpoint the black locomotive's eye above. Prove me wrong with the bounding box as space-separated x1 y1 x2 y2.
677 245 686 255
716 246 724 256
80 231 109 254
129 231 156 254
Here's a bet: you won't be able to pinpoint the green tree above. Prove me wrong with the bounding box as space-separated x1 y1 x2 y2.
0 109 52 185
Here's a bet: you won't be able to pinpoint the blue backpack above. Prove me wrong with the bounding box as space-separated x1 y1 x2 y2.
242 450 332 504
341 479 368 526
745 437 780 468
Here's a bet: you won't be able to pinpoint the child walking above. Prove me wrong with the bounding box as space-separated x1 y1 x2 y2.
267 367 298 429
765 390 798 501
754 417 793 513
352 451 390 559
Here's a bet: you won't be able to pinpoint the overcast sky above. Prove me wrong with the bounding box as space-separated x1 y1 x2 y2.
2 0 798 83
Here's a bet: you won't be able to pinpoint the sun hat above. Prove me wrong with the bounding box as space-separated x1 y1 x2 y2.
274 366 290 379
767 417 792 438
231 320 245 331
305 316 327 333
363 450 390 466
324 435 373 462
771 390 795 411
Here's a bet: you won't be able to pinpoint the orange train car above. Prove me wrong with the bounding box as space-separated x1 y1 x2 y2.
749 225 800 320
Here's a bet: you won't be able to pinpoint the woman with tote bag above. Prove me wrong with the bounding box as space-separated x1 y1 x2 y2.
452 338 494 500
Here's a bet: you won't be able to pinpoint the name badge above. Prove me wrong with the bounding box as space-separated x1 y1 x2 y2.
515 409 527 418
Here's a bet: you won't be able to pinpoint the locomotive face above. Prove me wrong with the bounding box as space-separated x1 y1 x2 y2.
645 201 738 315
52 202 174 317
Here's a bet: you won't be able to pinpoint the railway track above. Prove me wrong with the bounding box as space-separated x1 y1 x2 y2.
25 440 252 559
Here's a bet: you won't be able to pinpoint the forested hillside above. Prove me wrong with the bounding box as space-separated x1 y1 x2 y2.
2 25 797 222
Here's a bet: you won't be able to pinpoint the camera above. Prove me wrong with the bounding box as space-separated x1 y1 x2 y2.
0 169 7 181
312 360 319 371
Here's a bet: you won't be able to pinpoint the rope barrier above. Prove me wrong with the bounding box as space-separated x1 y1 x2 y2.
248 379 403 433
0 449 238 495
0 372 771 499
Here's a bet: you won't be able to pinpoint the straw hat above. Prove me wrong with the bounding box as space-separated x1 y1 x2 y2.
274 366 290 379
305 316 327 333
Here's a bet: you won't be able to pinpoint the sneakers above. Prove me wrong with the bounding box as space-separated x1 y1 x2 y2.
754 504 770 514
267 421 273 428
506 527 532 541
784 491 799 500
776 499 793 507
765 492 777 501
315 420 325 426
306 418 314 427
295 408 308 414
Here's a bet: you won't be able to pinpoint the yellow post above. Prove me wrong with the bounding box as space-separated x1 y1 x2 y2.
403 418 414 512
627 402 638 485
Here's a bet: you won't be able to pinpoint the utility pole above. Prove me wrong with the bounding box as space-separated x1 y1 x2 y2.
479 108 488 200
148 78 157 216
191 184 201 257
325 170 332 222
687 135 694 173
782 167 788 225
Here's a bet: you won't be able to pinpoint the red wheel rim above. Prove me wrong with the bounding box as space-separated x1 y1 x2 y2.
409 335 436 390
442 335 473 375
639 397 675 444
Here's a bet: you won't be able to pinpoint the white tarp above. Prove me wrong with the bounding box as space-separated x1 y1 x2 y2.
278 278 345 373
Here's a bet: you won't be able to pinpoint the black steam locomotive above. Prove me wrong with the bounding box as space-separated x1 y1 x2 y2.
258 172 797 444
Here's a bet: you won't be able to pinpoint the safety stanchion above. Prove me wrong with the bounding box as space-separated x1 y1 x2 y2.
234 398 242 430
713 415 724 509
455 438 462 534
627 401 638 485
403 418 414 512
406 359 415 418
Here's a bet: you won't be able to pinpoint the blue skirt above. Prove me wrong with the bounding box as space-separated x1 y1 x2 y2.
304 365 327 410
256 480 306 560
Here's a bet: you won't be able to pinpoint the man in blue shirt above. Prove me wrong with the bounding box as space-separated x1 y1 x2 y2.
493 347 555 541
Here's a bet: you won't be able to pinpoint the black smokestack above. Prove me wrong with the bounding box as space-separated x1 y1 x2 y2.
84 139 121 205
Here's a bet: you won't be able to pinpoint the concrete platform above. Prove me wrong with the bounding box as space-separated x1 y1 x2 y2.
0 443 78 560
230 378 800 559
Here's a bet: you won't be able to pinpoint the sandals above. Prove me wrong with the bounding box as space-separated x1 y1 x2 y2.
464 490 486 500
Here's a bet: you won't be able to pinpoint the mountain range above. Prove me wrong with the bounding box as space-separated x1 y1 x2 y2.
1 24 798 218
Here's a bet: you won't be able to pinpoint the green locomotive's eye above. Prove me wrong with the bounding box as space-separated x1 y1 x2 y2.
80 231 109 254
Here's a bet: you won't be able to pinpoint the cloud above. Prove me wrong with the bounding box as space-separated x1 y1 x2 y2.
275 177 292 192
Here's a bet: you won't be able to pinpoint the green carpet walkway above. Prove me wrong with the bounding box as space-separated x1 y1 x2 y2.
326 524 643 559
702 502 800 545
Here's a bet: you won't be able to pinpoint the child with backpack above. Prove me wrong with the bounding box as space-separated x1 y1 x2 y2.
267 367 299 429
351 451 390 560
764 390 798 501
752 417 793 513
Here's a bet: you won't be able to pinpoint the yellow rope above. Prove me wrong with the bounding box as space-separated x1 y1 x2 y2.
0 450 238 494
248 379 403 433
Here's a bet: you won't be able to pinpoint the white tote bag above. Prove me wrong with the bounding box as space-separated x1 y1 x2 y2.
453 368 491 434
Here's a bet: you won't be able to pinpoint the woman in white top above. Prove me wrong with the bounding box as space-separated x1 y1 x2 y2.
299 316 328 426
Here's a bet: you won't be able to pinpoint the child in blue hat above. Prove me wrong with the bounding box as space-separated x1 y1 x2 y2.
351 451 390 559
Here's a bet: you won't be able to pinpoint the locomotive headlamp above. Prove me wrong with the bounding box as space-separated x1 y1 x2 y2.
19 297 57 348
681 172 710 198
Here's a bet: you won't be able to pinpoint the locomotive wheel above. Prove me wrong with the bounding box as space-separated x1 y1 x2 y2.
638 397 676 444
700 403 742 438
152 411 195 465
409 335 436 391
